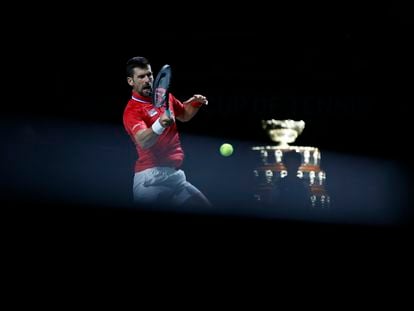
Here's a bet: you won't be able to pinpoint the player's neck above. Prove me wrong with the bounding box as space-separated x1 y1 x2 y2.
132 90 150 99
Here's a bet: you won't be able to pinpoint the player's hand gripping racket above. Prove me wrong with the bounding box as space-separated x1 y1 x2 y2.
152 64 172 118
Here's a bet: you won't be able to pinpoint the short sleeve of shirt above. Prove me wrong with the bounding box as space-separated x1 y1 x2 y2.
123 105 148 138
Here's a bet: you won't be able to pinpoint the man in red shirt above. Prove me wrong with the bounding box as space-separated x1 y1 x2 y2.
123 56 211 207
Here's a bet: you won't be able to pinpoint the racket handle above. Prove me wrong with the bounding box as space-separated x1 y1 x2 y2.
164 92 171 118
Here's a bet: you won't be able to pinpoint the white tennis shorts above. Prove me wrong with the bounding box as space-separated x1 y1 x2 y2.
133 167 203 206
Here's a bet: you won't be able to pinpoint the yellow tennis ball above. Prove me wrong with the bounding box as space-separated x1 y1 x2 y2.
219 143 233 157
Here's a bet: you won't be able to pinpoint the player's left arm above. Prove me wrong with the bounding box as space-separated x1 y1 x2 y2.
176 94 208 122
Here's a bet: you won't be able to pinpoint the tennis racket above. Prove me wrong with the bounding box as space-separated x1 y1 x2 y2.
152 64 172 117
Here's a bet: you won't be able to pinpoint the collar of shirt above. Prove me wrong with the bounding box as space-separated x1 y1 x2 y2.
131 91 152 104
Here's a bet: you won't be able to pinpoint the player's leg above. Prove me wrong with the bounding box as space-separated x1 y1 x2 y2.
133 169 174 206
169 170 212 207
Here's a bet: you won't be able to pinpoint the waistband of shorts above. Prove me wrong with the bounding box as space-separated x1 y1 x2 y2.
136 166 178 175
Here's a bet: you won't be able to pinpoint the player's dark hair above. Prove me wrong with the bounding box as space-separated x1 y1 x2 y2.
126 56 150 77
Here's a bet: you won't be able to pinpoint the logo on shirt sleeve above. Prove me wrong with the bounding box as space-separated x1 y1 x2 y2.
131 121 146 132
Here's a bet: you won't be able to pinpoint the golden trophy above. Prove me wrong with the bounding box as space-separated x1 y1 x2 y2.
262 119 305 147
251 119 330 208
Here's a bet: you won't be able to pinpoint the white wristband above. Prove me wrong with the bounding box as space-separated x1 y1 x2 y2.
151 118 166 135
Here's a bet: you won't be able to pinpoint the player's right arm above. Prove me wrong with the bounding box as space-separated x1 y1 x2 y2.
135 111 174 149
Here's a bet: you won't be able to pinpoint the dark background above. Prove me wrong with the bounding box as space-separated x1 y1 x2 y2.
2 5 414 256
17 6 412 158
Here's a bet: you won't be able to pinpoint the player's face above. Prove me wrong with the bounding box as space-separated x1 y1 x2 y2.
130 65 153 97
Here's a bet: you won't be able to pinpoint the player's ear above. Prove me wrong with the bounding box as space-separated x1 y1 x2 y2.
127 77 134 86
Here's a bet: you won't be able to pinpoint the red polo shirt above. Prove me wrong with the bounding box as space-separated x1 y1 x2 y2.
123 91 185 172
